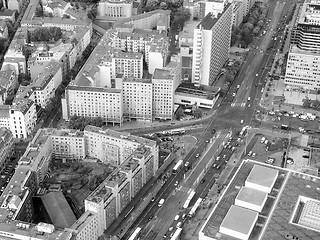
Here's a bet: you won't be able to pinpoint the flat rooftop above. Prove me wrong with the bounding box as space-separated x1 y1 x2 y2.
200 160 320 240
246 164 278 190
220 205 258 237
236 186 268 208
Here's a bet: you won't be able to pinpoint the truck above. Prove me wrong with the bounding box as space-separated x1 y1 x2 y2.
158 199 165 207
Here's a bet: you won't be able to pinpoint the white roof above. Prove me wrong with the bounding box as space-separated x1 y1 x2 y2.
220 205 258 235
236 186 268 208
246 165 278 189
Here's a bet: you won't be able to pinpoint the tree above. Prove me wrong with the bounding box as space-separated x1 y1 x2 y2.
242 32 254 46
193 108 202 119
171 7 191 32
29 27 62 42
87 6 98 20
252 26 260 36
176 108 184 120
18 73 31 86
303 98 311 108
0 38 6 53
225 72 234 83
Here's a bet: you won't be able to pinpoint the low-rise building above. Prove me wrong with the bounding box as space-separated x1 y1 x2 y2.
0 9 16 23
174 85 220 108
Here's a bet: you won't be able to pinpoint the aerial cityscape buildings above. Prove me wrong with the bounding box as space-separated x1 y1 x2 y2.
0 0 317 239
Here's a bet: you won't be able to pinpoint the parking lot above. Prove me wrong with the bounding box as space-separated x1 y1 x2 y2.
244 133 289 167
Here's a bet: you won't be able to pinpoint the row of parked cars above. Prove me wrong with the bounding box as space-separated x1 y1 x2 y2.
268 111 317 121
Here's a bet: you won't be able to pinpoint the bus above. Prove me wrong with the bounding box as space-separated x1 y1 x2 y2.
188 198 202 217
172 160 184 174
128 227 141 240
170 228 182 240
183 190 196 209
170 128 186 135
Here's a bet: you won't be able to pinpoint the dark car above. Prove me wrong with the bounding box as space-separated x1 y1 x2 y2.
200 179 206 184
148 215 154 220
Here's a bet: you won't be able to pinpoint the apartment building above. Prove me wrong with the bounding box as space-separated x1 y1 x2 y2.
84 125 158 167
0 127 14 172
50 129 85 160
1 28 28 75
43 0 71 18
10 99 37 139
112 51 143 79
122 78 153 121
233 1 245 27
98 0 133 18
152 68 175 120
192 3 233 86
284 45 320 90
0 126 158 240
115 9 170 31
0 68 18 105
113 29 169 74
205 0 225 18
65 86 124 125
85 143 158 232
28 43 78 80
291 0 320 52
32 61 62 108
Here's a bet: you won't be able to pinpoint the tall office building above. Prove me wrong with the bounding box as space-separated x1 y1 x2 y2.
285 0 320 90
192 3 233 86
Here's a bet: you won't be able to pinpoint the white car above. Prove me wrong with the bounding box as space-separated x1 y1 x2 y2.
240 119 244 124
248 151 252 156
252 152 256 157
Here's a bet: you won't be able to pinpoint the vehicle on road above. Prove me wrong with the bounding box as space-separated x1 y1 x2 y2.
172 160 184 174
148 215 154 220
158 199 165 207
176 222 182 228
174 215 180 221
151 197 155 202
183 190 196 209
247 97 251 101
188 198 202 217
128 227 141 240
170 228 182 240
200 179 206 184
174 181 179 187
196 153 200 158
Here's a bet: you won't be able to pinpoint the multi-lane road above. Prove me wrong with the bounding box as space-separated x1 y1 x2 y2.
120 0 295 239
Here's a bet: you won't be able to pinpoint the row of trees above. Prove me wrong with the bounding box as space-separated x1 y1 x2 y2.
68 115 105 131
231 3 268 47
225 61 242 83
29 27 63 42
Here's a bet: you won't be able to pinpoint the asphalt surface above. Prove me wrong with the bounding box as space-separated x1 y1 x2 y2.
120 0 296 239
